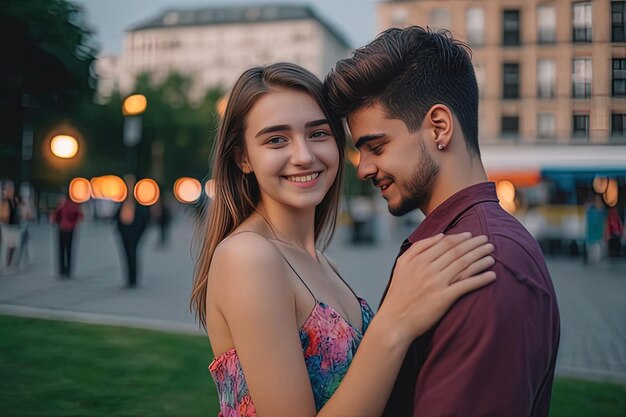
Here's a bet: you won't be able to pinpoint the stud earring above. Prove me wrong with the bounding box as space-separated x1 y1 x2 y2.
437 143 445 150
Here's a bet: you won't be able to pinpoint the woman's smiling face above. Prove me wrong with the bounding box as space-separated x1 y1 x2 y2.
241 88 340 211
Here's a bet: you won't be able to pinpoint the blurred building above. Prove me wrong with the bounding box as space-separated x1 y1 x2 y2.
96 4 351 101
378 0 626 144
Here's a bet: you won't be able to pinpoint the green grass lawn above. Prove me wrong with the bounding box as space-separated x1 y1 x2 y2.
1 315 625 417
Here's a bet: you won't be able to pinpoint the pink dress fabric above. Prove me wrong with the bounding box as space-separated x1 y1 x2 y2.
209 298 374 416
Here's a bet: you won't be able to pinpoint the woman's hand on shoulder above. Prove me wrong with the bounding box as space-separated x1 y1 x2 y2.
378 233 496 345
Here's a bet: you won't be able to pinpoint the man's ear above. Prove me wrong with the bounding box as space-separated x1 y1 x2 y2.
235 148 252 174
425 104 453 150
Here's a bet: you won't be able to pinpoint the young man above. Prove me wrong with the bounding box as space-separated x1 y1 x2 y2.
325 27 560 417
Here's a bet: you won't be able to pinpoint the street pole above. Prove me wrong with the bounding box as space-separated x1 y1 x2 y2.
122 94 147 177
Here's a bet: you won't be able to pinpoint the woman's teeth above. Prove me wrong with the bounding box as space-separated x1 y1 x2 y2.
287 172 319 182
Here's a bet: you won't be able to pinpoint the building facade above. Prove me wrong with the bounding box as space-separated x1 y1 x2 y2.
97 4 351 100
378 0 626 144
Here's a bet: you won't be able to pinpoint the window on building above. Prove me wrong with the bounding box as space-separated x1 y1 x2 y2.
538 113 556 139
612 1 626 42
430 8 451 30
537 5 556 43
466 8 485 46
573 2 592 42
572 114 590 138
613 58 626 97
501 115 520 137
391 7 408 26
537 59 556 98
572 58 592 98
503 63 520 99
612 113 626 137
503 10 521 45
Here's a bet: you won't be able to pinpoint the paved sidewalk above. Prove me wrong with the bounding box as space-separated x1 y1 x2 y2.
1 215 625 383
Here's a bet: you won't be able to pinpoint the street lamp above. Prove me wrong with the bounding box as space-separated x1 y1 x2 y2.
134 178 160 206
174 177 202 204
122 94 147 175
50 135 79 159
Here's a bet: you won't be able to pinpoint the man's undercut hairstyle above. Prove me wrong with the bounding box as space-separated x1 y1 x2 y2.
325 26 481 156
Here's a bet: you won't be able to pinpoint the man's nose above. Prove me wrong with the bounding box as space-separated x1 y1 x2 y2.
356 154 376 181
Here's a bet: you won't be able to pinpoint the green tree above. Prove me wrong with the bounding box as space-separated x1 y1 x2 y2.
0 0 98 188
88 72 222 191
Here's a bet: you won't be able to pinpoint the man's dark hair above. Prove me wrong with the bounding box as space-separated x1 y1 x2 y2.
325 26 480 156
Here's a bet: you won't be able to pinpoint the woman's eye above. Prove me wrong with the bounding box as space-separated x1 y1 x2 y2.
267 136 286 145
310 130 330 139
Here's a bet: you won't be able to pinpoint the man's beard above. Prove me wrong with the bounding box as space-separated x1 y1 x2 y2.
389 140 439 217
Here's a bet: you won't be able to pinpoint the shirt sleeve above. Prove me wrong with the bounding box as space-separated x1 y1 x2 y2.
412 260 553 417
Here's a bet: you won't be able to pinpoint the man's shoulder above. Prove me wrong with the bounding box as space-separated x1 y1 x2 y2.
450 202 551 286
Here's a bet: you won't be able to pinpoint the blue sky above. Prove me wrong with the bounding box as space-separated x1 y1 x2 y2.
76 0 379 55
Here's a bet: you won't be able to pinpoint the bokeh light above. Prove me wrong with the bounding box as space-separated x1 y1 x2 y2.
123 94 147 116
593 176 608 194
346 149 360 167
174 177 202 203
216 95 228 118
50 135 78 159
134 178 160 206
496 180 516 213
91 175 127 202
603 179 618 207
68 178 91 203
204 179 216 199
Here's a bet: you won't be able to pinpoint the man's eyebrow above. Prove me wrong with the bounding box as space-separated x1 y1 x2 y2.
305 119 329 129
255 124 291 138
354 134 386 149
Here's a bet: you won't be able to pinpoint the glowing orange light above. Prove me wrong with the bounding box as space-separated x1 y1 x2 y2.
174 177 202 203
216 96 228 117
496 180 516 213
91 175 127 202
603 179 618 207
205 179 216 199
50 135 78 159
69 178 91 203
123 94 147 116
346 149 360 167
593 176 608 194
134 178 160 206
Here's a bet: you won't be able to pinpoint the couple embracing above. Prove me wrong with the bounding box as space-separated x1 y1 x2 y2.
191 26 560 417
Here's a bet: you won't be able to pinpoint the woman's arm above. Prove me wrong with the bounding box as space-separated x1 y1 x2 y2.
210 232 495 417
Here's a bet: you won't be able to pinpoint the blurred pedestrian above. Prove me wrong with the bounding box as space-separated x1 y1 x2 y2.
52 194 83 278
0 181 21 268
115 176 150 288
585 195 607 264
152 195 172 248
605 206 623 259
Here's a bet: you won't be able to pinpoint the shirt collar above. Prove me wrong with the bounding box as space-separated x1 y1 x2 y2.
408 182 499 244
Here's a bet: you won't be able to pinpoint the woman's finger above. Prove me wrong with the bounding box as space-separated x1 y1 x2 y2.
430 235 490 272
396 233 446 264
441 242 494 283
403 232 473 265
450 254 495 284
445 271 497 301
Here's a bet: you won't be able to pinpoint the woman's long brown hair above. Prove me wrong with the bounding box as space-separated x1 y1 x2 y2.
190 63 346 329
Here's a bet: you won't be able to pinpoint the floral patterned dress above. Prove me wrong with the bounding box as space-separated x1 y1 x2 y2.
209 297 375 416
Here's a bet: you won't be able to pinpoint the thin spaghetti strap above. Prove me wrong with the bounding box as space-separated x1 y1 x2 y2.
318 251 360 301
223 230 318 302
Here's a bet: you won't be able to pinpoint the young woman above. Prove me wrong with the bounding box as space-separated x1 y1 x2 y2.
190 63 496 417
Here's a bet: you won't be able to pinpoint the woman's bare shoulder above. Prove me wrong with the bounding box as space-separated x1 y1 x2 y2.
210 231 289 293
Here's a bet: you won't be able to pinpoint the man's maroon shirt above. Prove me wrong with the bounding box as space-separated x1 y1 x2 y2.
381 182 560 417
